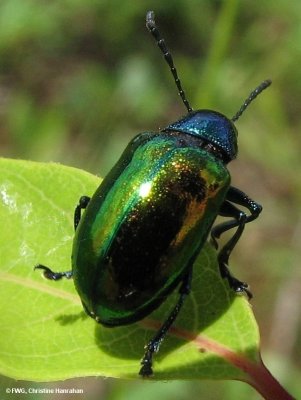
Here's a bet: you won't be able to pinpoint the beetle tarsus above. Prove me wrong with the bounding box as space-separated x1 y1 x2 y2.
219 263 253 300
139 353 154 377
228 276 253 300
74 195 91 230
34 264 73 280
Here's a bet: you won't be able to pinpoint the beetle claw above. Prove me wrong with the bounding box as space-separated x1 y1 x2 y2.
231 279 253 300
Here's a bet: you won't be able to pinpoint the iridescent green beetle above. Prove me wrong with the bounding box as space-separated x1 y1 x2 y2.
35 11 271 376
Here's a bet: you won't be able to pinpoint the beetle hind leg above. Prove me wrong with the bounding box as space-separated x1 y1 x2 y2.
34 264 73 280
139 267 192 377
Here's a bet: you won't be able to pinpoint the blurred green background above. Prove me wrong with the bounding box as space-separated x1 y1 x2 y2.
1 0 301 399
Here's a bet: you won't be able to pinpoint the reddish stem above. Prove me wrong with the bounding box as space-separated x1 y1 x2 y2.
141 319 295 400
242 355 295 400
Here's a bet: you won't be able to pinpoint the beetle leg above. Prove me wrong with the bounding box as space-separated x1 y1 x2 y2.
34 196 91 280
213 202 251 297
211 187 262 299
34 264 73 280
212 186 262 242
139 266 193 377
33 196 91 280
211 201 250 297
74 196 91 230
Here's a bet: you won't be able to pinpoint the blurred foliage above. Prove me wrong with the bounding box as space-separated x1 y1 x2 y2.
0 0 300 399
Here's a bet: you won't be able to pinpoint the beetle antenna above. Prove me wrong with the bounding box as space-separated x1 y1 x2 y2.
231 79 272 122
146 11 192 113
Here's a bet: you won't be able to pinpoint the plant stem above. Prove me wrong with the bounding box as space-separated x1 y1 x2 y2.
142 319 295 399
244 355 295 400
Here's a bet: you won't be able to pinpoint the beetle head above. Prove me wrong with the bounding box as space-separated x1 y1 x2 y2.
164 110 238 163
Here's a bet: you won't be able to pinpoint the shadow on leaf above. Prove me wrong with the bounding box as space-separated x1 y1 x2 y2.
93 244 238 367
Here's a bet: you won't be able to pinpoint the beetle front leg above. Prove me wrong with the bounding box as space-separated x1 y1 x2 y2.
33 196 91 280
139 266 192 377
34 264 73 280
35 195 91 279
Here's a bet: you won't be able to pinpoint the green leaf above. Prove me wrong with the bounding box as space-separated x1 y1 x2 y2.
0 157 262 382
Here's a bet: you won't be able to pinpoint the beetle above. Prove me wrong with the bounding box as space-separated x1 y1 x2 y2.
35 10 271 377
